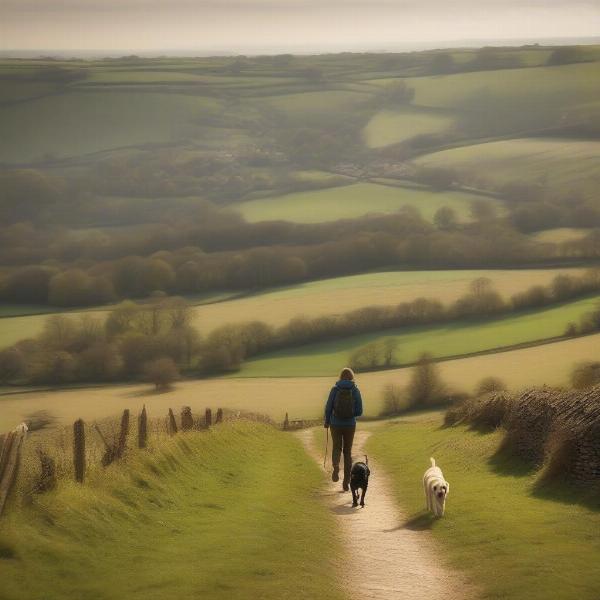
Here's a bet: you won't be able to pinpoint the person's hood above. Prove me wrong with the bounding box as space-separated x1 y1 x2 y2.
336 380 356 389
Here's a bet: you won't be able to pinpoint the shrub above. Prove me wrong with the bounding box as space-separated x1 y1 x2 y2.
407 353 447 407
433 206 458 230
379 384 411 416
414 166 456 191
0 347 25 383
143 357 179 391
570 361 600 390
476 376 507 396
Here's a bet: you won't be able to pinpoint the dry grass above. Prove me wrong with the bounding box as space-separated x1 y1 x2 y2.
2 332 599 431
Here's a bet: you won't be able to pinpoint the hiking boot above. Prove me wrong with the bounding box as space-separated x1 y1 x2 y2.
332 466 340 482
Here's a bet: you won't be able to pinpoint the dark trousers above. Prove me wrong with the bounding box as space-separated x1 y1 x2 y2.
330 425 356 484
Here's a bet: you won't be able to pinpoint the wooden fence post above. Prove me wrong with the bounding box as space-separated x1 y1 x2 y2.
283 413 289 431
116 409 130 459
73 419 85 483
181 407 193 431
205 408 212 428
36 449 56 492
168 408 178 436
0 430 27 516
138 405 148 449
215 408 223 424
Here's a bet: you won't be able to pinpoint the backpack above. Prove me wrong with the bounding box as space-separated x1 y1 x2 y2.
333 387 355 420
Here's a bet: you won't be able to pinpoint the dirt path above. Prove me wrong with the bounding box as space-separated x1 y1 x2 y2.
297 429 476 600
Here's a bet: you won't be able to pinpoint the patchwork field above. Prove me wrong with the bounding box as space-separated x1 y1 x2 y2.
235 181 494 223
0 92 220 163
0 268 585 348
0 422 343 600
363 108 455 148
367 415 600 599
258 89 370 120
400 61 600 110
237 294 600 377
414 138 600 199
2 332 598 429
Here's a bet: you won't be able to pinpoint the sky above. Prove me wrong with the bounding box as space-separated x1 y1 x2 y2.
1 0 600 55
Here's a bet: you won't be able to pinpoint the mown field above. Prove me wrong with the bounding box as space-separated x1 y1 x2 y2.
2 332 599 430
236 181 495 223
0 421 343 600
414 138 600 199
363 108 454 148
367 414 600 600
236 293 600 377
0 267 585 348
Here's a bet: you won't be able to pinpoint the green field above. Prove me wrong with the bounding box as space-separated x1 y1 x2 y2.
414 138 600 199
236 294 600 377
0 422 343 600
399 61 600 110
259 89 370 120
236 181 493 223
367 414 600 599
0 92 220 162
363 108 455 148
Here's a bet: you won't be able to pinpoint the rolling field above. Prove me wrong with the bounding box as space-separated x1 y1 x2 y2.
236 181 493 223
258 89 369 120
236 294 600 377
414 138 600 199
363 108 455 148
398 61 600 110
532 228 592 244
0 422 343 600
0 91 220 163
1 332 598 429
367 415 600 600
0 268 585 348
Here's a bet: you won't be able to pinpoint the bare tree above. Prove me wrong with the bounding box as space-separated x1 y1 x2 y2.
407 353 447 407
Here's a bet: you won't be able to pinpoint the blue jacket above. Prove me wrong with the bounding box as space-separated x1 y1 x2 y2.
324 380 363 427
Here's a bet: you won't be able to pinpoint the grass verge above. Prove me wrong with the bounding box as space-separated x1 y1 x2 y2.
0 422 343 600
366 415 600 600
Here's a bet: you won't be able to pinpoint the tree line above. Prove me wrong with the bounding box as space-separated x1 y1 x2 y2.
3 270 599 385
3 207 580 308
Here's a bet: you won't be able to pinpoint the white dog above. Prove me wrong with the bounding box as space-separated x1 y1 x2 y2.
14 422 28 434
423 457 449 517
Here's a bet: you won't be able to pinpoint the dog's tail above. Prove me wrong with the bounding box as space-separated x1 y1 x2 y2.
364 454 369 466
430 457 436 467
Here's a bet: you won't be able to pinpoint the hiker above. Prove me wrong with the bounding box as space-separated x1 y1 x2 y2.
324 367 363 491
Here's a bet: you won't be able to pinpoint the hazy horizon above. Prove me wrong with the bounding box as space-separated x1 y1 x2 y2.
2 0 600 55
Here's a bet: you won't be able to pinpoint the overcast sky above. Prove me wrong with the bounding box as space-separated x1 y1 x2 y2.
1 0 599 55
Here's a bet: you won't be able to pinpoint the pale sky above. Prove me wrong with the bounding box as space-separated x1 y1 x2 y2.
1 0 599 54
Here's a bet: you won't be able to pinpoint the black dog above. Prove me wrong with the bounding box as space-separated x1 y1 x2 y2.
350 455 370 507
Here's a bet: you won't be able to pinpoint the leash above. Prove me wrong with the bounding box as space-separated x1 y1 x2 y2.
323 427 329 469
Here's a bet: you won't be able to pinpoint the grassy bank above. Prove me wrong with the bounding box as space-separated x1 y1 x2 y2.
367 414 600 600
0 422 343 600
